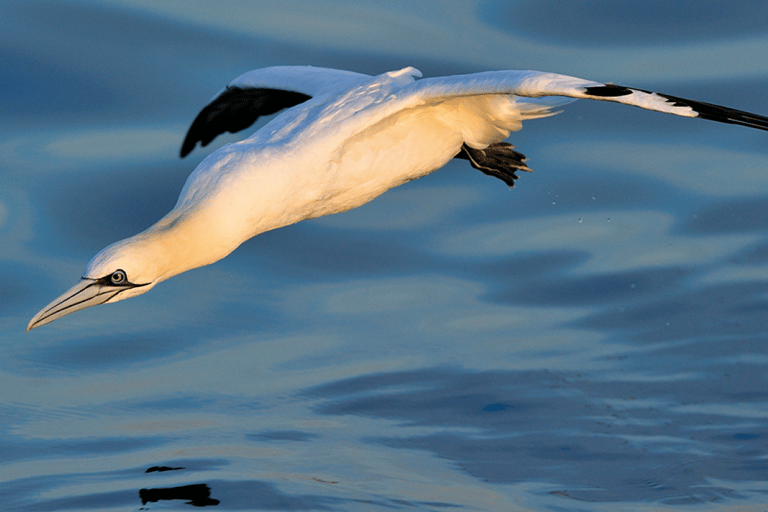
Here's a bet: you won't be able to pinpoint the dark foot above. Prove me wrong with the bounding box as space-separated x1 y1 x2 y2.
454 142 532 187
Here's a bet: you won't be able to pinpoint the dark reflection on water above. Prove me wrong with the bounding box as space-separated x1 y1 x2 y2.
140 483 220 507
309 367 768 504
147 480 337 510
146 465 185 472
10 478 337 511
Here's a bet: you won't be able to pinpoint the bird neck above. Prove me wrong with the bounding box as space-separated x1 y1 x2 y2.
135 209 242 283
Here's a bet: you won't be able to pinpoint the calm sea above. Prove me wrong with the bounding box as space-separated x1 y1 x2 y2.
2 1 768 510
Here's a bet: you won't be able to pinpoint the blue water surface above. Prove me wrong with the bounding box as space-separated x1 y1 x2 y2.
2 1 768 510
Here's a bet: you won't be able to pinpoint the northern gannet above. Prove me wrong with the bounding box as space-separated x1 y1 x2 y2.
27 66 768 330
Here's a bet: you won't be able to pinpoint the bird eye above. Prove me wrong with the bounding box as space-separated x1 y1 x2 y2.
110 269 127 285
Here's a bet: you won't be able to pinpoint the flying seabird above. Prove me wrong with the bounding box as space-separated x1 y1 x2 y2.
27 65 768 330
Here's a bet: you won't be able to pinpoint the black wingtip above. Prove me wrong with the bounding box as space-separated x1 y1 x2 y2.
179 87 313 159
584 84 633 98
655 93 768 132
179 99 217 158
586 84 768 132
180 137 195 158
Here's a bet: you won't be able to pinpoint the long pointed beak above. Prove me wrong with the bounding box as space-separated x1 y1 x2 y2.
27 278 124 331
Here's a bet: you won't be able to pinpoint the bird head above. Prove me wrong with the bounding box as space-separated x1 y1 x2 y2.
27 187 245 332
27 236 162 331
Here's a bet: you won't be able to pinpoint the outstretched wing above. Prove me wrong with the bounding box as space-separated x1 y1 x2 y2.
180 66 372 157
408 70 768 131
323 68 768 190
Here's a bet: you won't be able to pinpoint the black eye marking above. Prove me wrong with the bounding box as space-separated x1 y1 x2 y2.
110 269 127 285
92 270 149 289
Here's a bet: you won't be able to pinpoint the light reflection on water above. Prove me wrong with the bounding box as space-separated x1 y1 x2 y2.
2 1 768 510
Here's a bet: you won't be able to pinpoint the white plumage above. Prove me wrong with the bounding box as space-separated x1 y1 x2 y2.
27 65 768 330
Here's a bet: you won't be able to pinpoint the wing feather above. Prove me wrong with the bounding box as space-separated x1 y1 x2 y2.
181 66 371 157
407 70 768 130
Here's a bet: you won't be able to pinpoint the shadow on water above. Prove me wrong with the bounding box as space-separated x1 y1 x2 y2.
3 460 342 510
141 467 218 508
140 482 220 508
